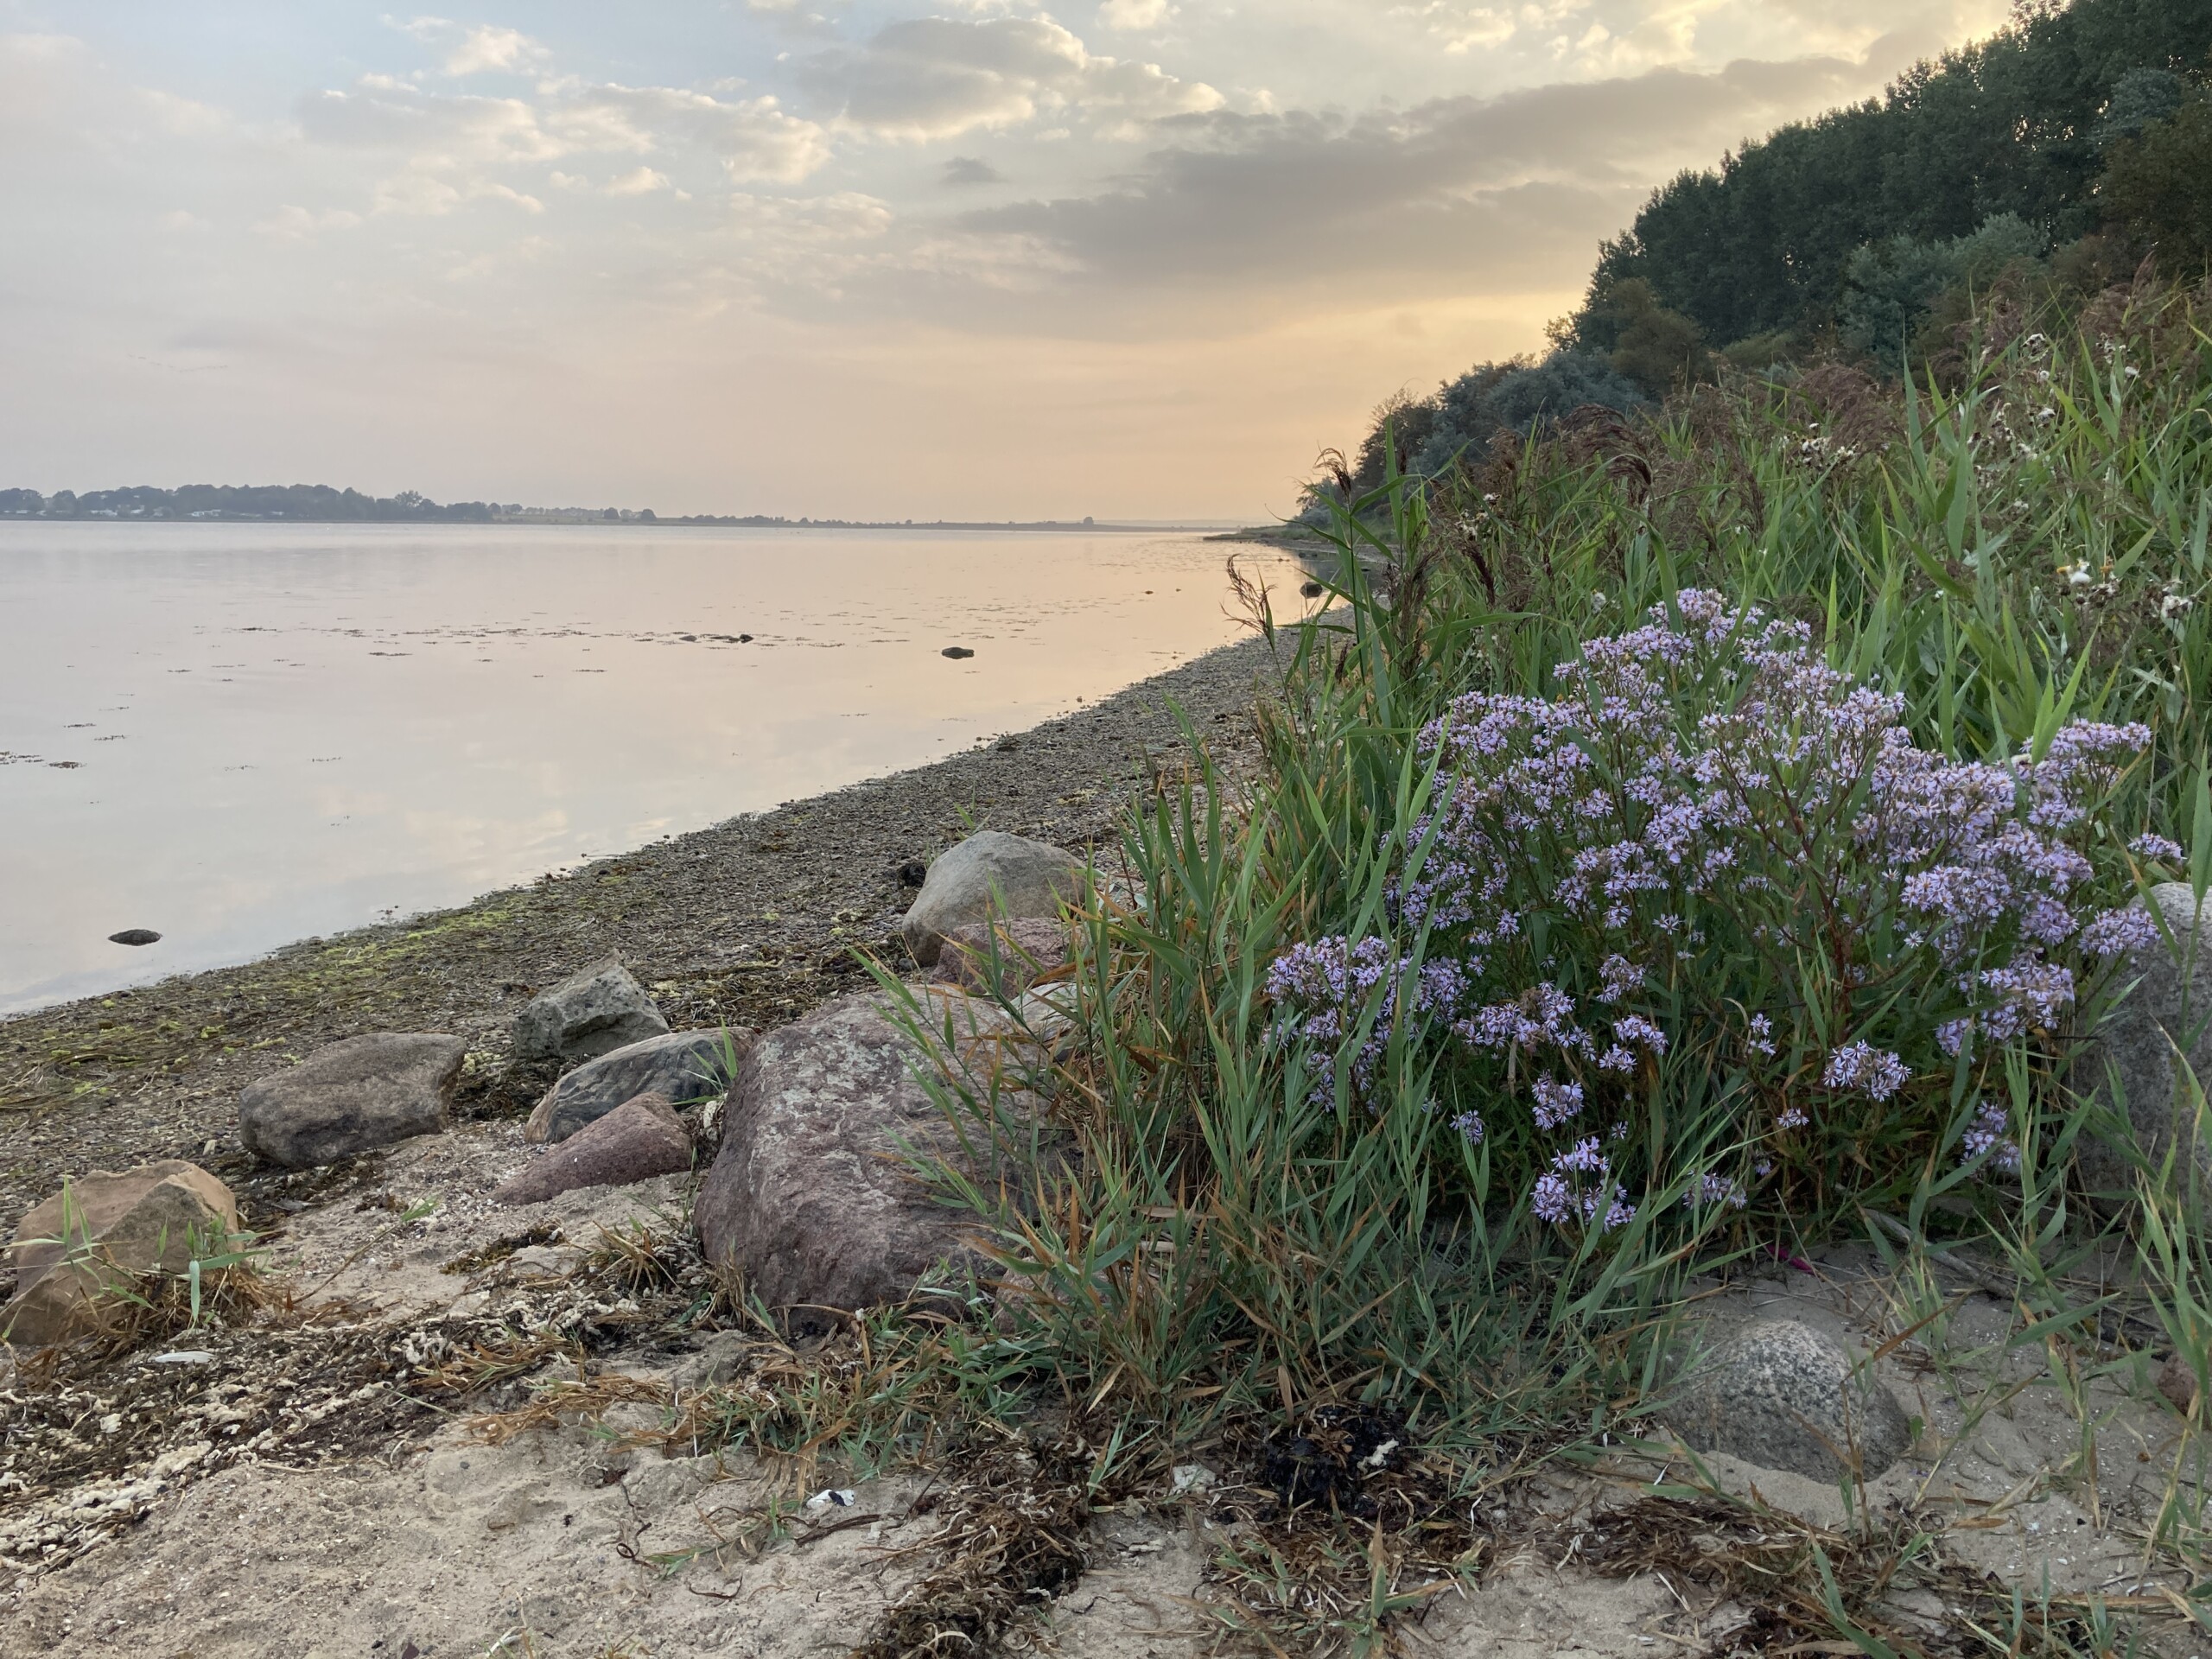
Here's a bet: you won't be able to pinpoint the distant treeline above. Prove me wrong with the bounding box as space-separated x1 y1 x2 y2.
3 484 517 522
1321 0 2212 504
0 484 1116 531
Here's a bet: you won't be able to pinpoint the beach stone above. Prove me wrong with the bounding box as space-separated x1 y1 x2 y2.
899 830 1089 968
931 918 1071 998
524 1027 752 1145
493 1095 693 1205
1661 1319 1912 1482
107 928 161 946
512 957 669 1065
2075 883 2212 1194
2158 1350 2200 1414
3 1161 238 1346
238 1033 464 1168
695 989 1045 1332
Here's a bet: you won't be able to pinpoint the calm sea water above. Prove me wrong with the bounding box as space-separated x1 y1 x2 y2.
0 524 1309 1014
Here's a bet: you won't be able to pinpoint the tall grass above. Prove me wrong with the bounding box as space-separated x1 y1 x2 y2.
852 282 2212 1650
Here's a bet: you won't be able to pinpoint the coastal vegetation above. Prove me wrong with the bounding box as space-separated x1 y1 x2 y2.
862 269 2212 1649
1323 0 2212 497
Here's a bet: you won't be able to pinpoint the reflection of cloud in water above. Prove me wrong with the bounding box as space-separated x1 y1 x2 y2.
0 522 1313 1010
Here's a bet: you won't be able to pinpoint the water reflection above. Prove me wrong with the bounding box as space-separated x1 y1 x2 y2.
0 524 1308 1012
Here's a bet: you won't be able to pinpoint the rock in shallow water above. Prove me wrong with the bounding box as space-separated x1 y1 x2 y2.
524 1027 752 1144
3 1160 238 1345
512 957 669 1065
238 1033 464 1168
1660 1319 1913 1482
107 928 162 946
494 1094 693 1205
899 830 1088 968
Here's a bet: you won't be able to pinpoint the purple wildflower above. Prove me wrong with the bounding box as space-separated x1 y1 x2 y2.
1822 1041 1909 1101
1531 1077 1585 1128
1960 1100 2021 1175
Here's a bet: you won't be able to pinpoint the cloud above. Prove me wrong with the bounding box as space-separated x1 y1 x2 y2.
796 16 1221 141
390 16 551 76
606 166 673 195
254 203 365 238
296 76 832 213
956 51 1904 296
445 24 548 75
1098 0 1172 29
941 155 1006 186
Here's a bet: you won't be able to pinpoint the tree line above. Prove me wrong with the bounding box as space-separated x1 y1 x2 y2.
1321 0 2212 502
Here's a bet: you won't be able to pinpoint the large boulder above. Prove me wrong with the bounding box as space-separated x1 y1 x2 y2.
238 1033 465 1168
931 918 1072 999
3 1161 238 1346
1661 1319 1913 1482
512 958 670 1065
899 831 1089 968
494 1095 694 1205
2077 883 2212 1193
696 990 1049 1332
524 1027 752 1145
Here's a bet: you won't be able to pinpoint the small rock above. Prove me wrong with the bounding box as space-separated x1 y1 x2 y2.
899 830 1090 967
671 1330 750 1391
2158 1349 2199 1414
994 734 1019 753
806 1488 858 1512
512 957 670 1066
238 1033 465 1169
107 928 162 946
940 646 976 659
695 989 1059 1331
895 858 928 888
2075 884 2212 1193
524 1027 752 1144
1170 1464 1218 1495
493 1094 693 1205
1661 1319 1912 1482
3 1161 239 1346
1300 580 1325 598
931 918 1071 998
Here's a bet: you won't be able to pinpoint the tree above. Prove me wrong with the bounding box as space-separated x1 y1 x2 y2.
2100 100 2212 267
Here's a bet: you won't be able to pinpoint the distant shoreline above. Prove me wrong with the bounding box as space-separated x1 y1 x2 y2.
1 514 1250 533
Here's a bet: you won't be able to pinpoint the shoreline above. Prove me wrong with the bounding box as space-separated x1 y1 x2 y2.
0 629 1289 1224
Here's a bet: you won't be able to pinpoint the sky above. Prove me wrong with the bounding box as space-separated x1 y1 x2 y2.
1 1 2012 521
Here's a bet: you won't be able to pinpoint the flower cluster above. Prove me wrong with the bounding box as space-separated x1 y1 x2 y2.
1265 590 2154 1229
1960 1100 2021 1175
1531 1138 1634 1231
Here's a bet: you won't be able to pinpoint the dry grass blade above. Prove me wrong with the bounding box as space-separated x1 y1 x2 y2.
850 1425 1095 1659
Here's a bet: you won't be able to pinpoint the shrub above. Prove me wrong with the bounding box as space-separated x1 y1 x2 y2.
1267 589 2159 1230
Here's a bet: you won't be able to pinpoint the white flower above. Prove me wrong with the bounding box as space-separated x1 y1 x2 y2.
2069 564 2094 587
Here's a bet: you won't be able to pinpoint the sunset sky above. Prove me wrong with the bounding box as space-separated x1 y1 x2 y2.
2 1 2011 520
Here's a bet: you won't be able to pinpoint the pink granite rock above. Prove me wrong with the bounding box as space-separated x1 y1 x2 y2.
493 1094 694 1205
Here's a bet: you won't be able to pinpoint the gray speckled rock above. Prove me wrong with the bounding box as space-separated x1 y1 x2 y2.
695 989 1047 1332
931 917 1072 998
1661 1319 1912 1482
512 957 669 1065
238 1033 464 1168
525 1027 752 1144
2075 883 2212 1194
899 831 1088 968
